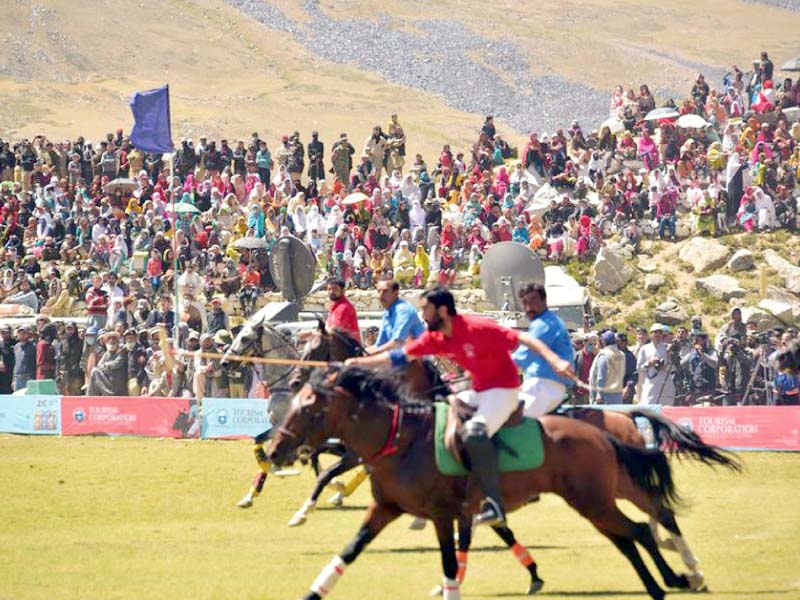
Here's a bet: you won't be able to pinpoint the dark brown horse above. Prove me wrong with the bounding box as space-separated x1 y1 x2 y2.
268 365 739 600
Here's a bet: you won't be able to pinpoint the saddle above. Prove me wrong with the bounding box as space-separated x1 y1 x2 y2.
443 397 524 466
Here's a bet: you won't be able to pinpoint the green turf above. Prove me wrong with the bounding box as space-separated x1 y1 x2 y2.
1 435 798 600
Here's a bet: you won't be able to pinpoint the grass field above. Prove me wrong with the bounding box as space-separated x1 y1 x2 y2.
1 435 799 600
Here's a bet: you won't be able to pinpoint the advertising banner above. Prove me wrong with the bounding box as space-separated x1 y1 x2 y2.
200 397 271 439
0 395 61 435
663 406 800 451
60 396 193 438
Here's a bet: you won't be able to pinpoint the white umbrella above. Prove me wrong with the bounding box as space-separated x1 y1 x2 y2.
341 192 369 205
234 237 268 250
171 201 200 214
676 114 709 129
103 178 138 194
644 107 680 121
600 117 625 135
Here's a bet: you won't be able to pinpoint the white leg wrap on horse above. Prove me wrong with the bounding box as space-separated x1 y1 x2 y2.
673 535 700 570
310 556 347 597
441 577 460 600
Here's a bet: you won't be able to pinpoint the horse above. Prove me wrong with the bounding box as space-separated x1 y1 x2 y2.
269 365 740 600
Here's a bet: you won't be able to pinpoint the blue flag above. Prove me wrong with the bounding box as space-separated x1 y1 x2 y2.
129 85 174 154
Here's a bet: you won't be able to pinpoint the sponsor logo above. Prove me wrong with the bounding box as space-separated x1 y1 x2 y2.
73 408 85 423
217 410 229 426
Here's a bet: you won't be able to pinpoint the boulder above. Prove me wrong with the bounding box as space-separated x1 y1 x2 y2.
678 236 730 273
727 249 754 272
637 256 659 273
644 274 666 291
757 299 798 326
695 275 747 300
740 307 782 331
764 249 800 294
593 246 634 294
675 220 692 239
654 297 688 325
767 285 799 304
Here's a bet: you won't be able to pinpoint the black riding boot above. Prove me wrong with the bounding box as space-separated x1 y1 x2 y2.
463 420 506 527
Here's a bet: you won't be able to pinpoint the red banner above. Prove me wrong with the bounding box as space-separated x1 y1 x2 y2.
60 396 194 438
663 406 800 451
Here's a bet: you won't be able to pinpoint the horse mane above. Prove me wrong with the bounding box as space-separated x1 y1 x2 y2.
310 365 431 412
329 327 366 357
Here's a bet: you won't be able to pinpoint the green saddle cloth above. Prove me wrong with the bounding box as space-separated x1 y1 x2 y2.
433 402 545 476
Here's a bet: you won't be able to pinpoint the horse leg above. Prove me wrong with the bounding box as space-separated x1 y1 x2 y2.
429 516 469 596
331 463 369 506
657 507 706 591
588 508 665 600
236 437 272 508
301 502 400 600
236 471 267 509
491 524 544 594
433 517 461 600
629 520 691 591
288 452 360 527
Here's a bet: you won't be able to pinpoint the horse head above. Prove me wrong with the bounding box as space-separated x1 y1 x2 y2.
269 366 343 466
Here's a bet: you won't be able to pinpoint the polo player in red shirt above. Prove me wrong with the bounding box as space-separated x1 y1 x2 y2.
347 286 574 527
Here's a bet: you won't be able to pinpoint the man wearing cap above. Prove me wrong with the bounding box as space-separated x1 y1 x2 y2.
331 134 354 183
573 331 598 403
307 131 324 182
6 277 39 313
325 277 361 343
589 331 625 404
85 274 109 332
88 332 128 396
213 330 233 398
193 333 219 401
513 282 574 417
13 325 36 391
636 323 676 405
36 323 58 381
207 297 230 336
125 329 148 396
616 333 638 404
55 322 83 395
0 325 15 394
680 331 718 402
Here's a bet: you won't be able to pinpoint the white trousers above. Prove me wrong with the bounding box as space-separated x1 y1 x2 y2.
457 387 520 436
520 377 567 419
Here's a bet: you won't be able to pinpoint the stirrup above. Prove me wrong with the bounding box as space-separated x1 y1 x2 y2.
473 498 506 527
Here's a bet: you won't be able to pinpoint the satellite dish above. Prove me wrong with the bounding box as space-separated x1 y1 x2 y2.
269 235 317 303
480 242 544 311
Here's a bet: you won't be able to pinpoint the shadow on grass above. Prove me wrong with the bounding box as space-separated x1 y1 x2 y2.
305 544 565 556
475 589 797 598
314 505 368 512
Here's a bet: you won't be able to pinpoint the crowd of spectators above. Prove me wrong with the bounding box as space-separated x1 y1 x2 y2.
0 49 798 401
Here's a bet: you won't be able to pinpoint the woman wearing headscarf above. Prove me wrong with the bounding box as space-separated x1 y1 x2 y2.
637 129 659 171
245 204 264 238
292 205 307 239
109 234 129 274
413 244 430 287
409 197 426 230
392 240 414 287
737 187 757 232
512 217 530 244
754 187 777 231
353 246 372 289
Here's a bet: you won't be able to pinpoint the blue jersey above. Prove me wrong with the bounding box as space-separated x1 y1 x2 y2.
513 309 574 387
376 298 425 346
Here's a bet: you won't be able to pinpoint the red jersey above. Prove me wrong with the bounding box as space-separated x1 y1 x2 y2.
327 297 361 343
404 314 520 391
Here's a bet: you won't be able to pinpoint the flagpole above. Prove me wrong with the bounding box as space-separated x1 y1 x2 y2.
171 147 180 358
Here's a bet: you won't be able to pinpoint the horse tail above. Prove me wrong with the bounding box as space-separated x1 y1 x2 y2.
630 410 742 472
606 433 680 510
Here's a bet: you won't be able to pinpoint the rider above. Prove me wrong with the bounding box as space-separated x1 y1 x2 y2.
346 286 574 527
513 282 575 417
325 277 361 343
367 278 425 354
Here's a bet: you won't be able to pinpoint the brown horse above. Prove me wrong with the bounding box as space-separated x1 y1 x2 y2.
268 365 738 600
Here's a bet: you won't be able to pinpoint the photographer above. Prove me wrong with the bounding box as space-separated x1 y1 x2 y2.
636 323 675 405
680 331 719 402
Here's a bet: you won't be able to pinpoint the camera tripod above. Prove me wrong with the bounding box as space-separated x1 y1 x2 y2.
742 343 775 405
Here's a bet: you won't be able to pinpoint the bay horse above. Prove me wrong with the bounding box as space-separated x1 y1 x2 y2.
269 365 739 600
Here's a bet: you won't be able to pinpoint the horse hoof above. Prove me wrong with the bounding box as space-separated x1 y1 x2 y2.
329 479 346 494
429 584 443 596
288 512 308 527
236 497 253 509
528 578 544 594
328 492 344 507
688 571 707 592
409 517 427 531
272 468 301 478
659 537 678 552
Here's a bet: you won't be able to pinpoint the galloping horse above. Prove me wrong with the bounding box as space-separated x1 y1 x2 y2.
269 365 740 600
